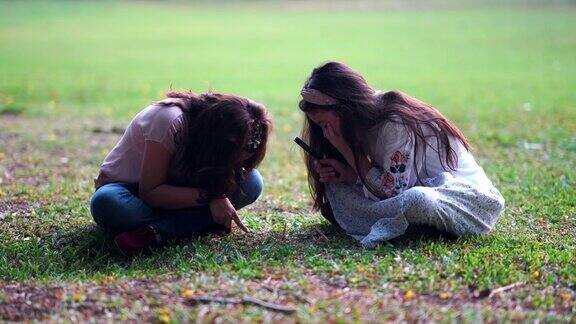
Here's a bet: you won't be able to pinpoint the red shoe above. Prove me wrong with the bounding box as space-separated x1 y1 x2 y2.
114 225 161 257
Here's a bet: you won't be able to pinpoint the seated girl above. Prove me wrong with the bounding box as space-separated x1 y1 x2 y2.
91 91 271 256
298 61 505 247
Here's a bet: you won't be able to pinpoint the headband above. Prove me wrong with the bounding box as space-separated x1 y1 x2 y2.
300 88 339 106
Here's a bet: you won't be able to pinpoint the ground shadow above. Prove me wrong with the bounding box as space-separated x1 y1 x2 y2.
1 219 461 280
395 224 458 242
312 221 457 244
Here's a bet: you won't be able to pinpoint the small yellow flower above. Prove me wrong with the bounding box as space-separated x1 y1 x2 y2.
0 151 5 161
158 314 171 324
531 271 541 280
403 290 416 301
101 275 115 284
72 292 83 303
559 291 572 302
182 289 194 298
157 307 171 324
439 292 450 300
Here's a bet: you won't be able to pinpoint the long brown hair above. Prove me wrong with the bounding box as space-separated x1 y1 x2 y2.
159 90 272 199
299 61 470 209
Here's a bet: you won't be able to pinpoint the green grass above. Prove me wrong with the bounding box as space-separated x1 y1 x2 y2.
0 1 575 322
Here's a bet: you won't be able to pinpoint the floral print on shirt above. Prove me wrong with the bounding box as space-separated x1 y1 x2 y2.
381 150 409 198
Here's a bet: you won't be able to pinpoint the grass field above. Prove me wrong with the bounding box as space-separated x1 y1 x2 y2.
0 0 575 322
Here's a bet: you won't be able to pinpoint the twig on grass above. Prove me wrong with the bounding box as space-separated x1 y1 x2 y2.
314 228 329 241
488 282 525 298
289 293 313 305
189 295 242 305
187 295 297 314
242 296 296 313
259 282 313 306
261 285 275 293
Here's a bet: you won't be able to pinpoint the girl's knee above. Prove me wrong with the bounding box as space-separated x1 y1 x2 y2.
90 184 143 231
91 189 112 229
491 189 506 215
229 169 264 209
404 187 438 214
90 186 117 219
401 186 444 228
241 169 264 204
459 190 506 236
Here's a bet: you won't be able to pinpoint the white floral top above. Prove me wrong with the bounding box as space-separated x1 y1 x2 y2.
361 118 494 201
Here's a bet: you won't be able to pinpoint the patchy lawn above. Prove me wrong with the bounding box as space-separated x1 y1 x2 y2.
1 1 575 322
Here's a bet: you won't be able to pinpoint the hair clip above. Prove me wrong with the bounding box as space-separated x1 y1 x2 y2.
246 120 263 151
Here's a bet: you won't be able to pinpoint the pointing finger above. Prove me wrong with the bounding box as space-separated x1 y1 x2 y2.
231 213 250 233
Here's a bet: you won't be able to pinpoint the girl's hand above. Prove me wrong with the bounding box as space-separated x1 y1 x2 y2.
209 198 250 233
314 159 357 184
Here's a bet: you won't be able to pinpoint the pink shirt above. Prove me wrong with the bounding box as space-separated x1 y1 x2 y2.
95 100 185 188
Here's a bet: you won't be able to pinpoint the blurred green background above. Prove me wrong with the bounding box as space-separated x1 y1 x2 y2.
1 1 574 119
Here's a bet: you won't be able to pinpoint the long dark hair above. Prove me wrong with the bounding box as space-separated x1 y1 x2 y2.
299 61 470 209
159 90 271 199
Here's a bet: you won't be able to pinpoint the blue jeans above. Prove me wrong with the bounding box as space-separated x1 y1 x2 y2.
90 169 263 240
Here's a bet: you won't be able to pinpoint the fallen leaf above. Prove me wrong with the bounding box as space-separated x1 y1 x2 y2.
72 292 83 303
100 276 115 285
158 314 171 324
403 290 416 301
182 289 194 298
559 291 572 302
158 307 171 324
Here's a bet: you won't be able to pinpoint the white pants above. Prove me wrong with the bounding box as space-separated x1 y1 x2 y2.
325 173 505 248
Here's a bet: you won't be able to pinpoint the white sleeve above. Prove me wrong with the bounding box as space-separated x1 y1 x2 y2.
362 121 416 200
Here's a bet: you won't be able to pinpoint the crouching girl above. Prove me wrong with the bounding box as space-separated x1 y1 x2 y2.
298 62 504 247
91 91 271 256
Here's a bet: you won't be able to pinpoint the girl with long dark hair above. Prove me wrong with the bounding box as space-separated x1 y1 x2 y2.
299 62 504 247
91 91 271 256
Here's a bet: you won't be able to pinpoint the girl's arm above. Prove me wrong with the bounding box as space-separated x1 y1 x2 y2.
339 146 372 180
139 140 250 233
321 122 372 181
138 140 204 209
361 122 416 200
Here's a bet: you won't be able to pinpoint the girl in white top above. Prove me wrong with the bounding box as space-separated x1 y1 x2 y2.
91 91 271 256
298 62 505 247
